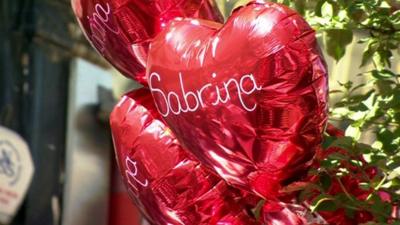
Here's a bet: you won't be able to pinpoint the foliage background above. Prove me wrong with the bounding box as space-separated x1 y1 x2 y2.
216 0 400 224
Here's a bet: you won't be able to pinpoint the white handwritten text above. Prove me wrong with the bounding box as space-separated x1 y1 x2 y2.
149 72 262 117
87 3 119 52
125 157 148 196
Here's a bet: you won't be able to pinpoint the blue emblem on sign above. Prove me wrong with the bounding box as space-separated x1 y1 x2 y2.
0 140 21 186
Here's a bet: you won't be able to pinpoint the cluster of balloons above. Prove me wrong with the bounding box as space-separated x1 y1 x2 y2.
72 0 334 224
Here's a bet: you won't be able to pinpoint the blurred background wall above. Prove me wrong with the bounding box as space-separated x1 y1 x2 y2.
0 1 141 225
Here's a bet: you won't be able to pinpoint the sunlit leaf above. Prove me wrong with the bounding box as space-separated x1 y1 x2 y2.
310 194 337 212
321 1 333 18
324 29 353 61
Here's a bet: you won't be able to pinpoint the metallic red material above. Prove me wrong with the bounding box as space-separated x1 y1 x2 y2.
71 0 222 85
147 2 328 199
110 88 259 225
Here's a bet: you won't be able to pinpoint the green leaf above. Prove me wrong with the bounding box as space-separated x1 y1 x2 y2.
359 182 371 190
322 135 337 149
388 178 400 189
388 168 400 180
330 136 354 150
345 125 361 140
314 0 326 17
348 103 369 111
252 200 265 220
293 0 306 15
373 50 393 69
337 80 353 89
348 3 366 22
350 83 366 93
379 1 391 9
321 2 334 18
375 79 394 97
371 69 397 79
328 152 349 161
377 129 398 152
324 29 353 61
355 143 375 154
319 172 332 191
361 39 378 67
310 194 337 212
347 90 375 104
321 157 341 168
391 10 400 30
370 193 392 220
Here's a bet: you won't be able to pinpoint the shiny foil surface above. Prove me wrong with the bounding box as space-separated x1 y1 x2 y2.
110 88 260 225
71 0 222 84
147 2 328 198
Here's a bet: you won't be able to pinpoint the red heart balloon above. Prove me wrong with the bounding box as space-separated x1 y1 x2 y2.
147 2 328 198
71 0 222 85
110 88 260 225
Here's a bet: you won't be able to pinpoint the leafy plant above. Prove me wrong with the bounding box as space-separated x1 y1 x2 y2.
217 0 400 223
274 0 400 223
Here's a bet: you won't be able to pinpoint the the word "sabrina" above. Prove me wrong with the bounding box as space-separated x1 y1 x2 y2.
149 72 262 117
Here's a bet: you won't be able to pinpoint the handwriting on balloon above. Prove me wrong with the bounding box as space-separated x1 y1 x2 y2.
125 157 148 195
149 72 262 117
87 3 119 52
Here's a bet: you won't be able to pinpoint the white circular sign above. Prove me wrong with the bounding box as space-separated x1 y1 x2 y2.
0 126 34 224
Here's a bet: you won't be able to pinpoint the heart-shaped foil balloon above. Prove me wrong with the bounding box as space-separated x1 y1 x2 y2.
147 2 328 198
110 88 260 225
71 0 222 85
